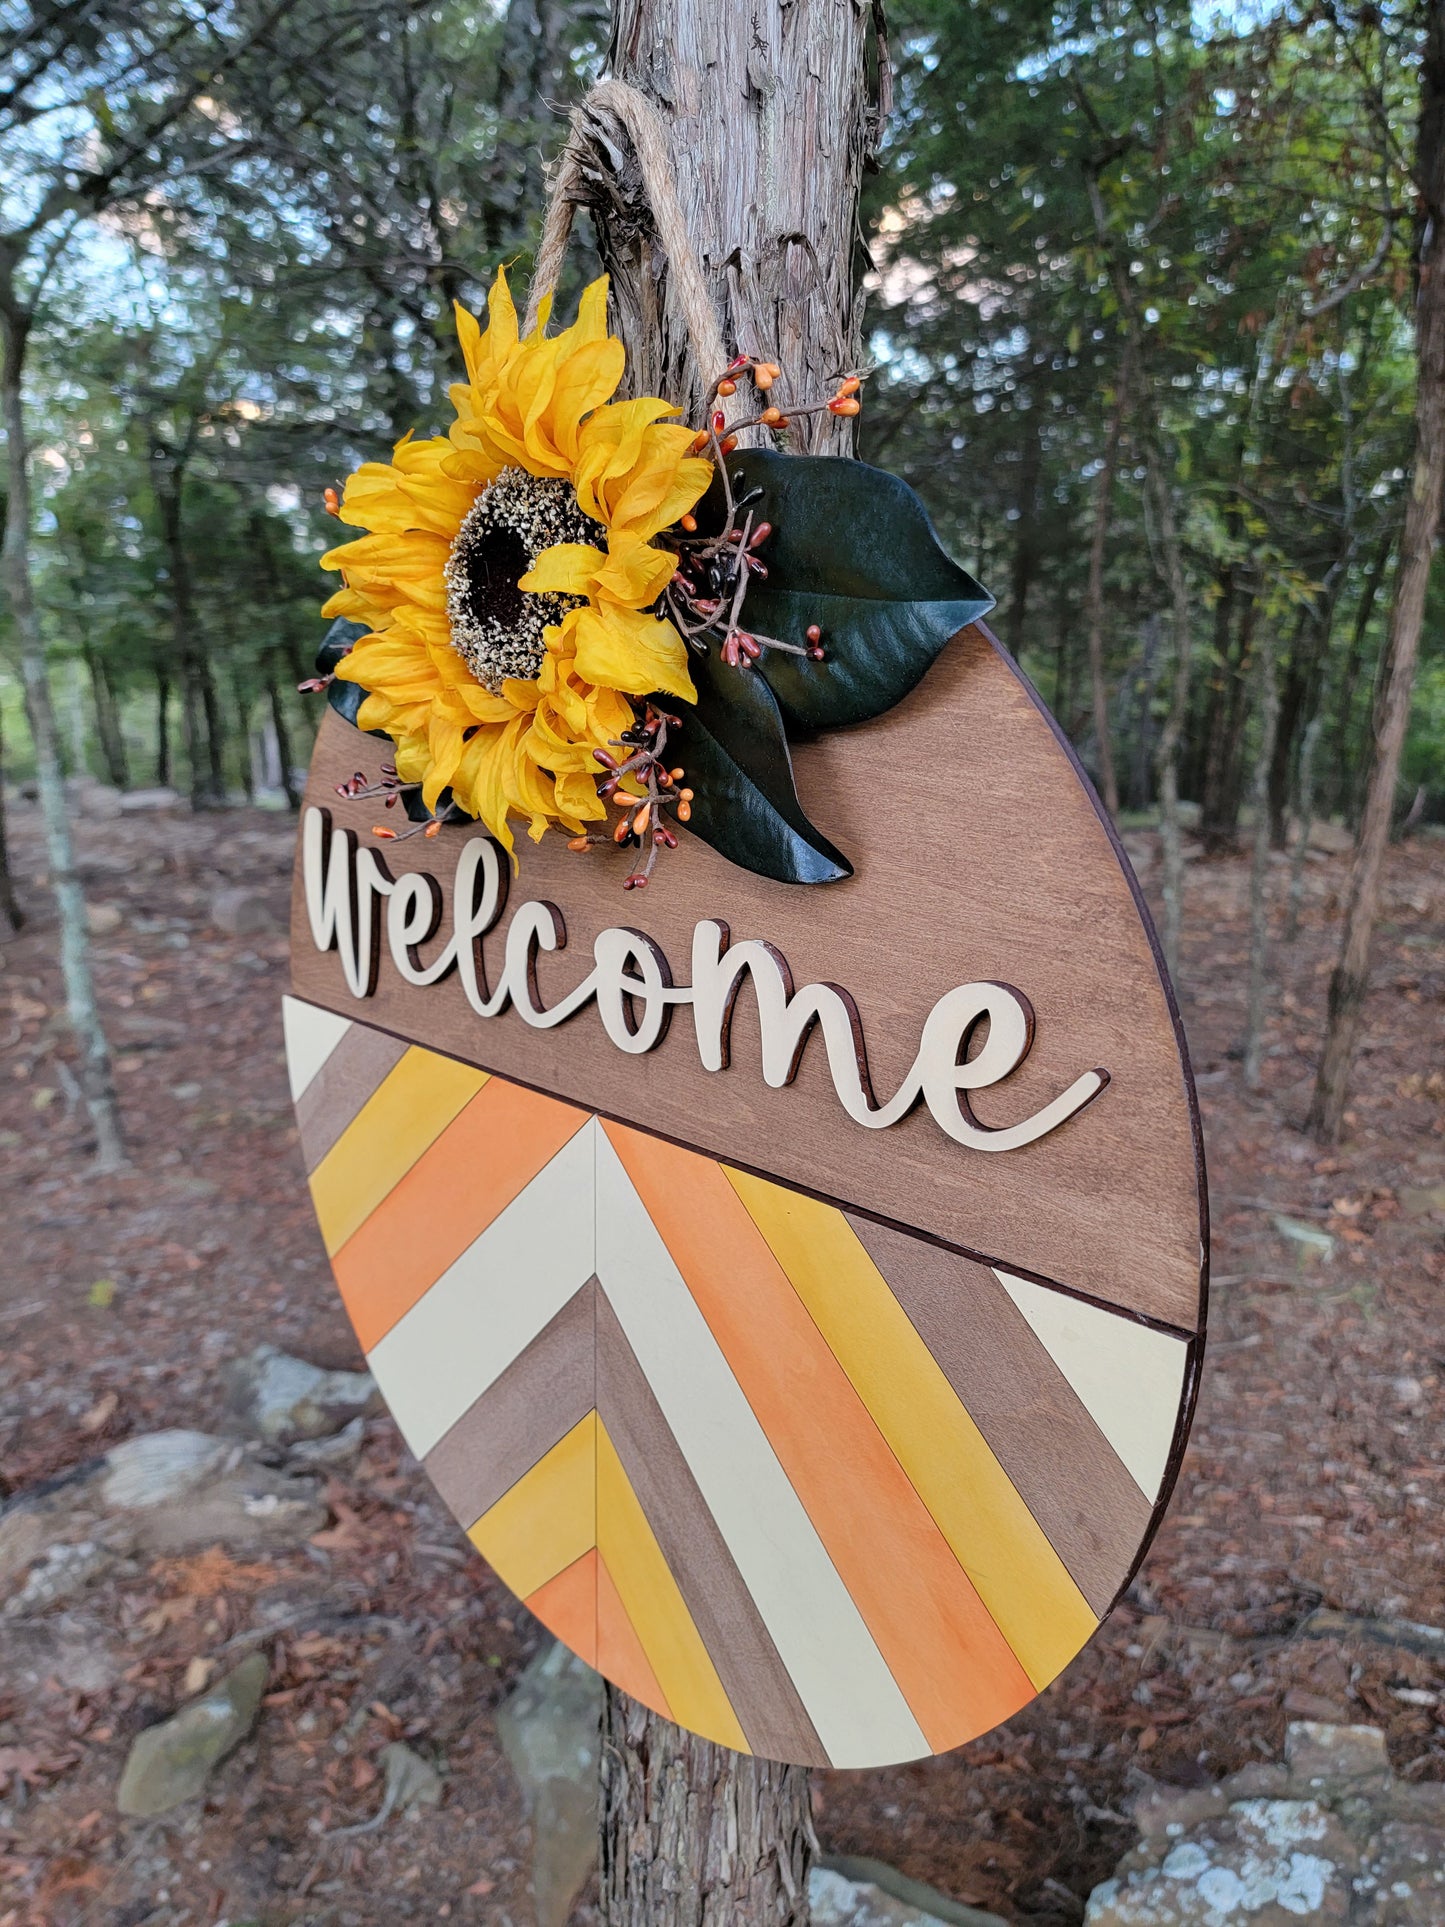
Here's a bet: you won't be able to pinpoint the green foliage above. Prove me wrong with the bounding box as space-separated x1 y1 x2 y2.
0 0 1435 835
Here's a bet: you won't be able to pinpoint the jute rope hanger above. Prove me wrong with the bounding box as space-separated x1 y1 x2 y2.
522 77 730 387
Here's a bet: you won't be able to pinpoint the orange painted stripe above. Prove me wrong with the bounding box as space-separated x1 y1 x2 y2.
597 1552 672 1722
602 1120 1035 1752
332 1074 590 1351
526 1547 599 1670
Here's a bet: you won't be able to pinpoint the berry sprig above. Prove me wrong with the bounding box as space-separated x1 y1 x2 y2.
567 704 693 890
662 353 866 679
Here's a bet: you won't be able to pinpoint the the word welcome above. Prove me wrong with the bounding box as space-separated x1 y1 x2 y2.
302 807 1107 1154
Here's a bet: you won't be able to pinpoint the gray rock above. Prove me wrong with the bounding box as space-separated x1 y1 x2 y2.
496 1640 602 1927
0 1430 326 1615
813 1857 1007 1925
4 1614 122 1697
209 885 286 936
1306 818 1355 856
379 1739 443 1815
116 1652 268 1816
1398 1183 1445 1221
288 1416 368 1468
85 901 123 935
66 779 124 820
222 1345 377 1446
1285 1720 1391 1790
117 786 182 813
1085 1723 1445 1925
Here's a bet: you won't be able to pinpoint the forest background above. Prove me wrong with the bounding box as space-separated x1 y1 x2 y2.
0 0 1438 897
0 5 1442 1921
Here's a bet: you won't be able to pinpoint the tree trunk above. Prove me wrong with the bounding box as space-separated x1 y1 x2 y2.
151 459 222 810
600 1690 815 1927
1309 3 1445 1142
1243 618 1281 1089
1004 414 1043 663
155 667 172 786
85 645 130 790
1284 714 1321 944
1331 524 1393 822
1083 348 1130 818
269 657 301 811
596 0 877 448
0 298 126 1170
578 3 879 1916
1147 442 1196 981
0 698 24 933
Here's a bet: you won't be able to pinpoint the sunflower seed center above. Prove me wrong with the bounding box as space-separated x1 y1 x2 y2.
444 468 593 690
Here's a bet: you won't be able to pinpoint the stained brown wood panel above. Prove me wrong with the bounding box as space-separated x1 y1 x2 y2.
291 625 1204 1332
843 1213 1152 1616
425 1281 597 1527
295 1023 408 1172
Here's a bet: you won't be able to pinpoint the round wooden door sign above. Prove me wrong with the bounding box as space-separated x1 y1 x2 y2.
284 622 1205 1769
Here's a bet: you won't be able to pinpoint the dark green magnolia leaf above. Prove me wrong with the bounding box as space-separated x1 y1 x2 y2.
320 617 372 731
671 647 852 886
318 615 368 677
699 450 993 731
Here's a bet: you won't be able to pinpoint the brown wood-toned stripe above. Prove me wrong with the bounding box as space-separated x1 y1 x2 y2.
595 1290 825 1766
845 1215 1151 1617
296 1023 409 1173
425 1280 597 1530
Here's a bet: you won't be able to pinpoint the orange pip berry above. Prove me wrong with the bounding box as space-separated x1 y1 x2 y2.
720 434 739 453
323 486 341 516
689 430 710 454
373 824 397 839
838 375 862 396
568 835 589 852
717 378 737 397
753 361 780 389
828 396 861 416
679 512 698 532
761 406 784 426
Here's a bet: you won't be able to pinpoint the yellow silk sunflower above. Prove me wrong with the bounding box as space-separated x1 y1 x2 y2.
321 269 711 856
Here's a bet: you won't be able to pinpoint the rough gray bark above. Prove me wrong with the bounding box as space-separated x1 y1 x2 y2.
599 1688 816 1927
1309 1 1445 1141
0 297 126 1169
591 0 881 446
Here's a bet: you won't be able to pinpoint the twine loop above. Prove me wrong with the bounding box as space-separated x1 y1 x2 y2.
523 78 729 387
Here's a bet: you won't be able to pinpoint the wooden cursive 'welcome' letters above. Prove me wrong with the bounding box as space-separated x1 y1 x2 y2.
302 805 1109 1156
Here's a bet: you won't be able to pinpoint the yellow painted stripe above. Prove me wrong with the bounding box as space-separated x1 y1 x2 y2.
308 1048 488 1255
724 1170 1097 1688
469 1413 596 1601
596 1417 750 1753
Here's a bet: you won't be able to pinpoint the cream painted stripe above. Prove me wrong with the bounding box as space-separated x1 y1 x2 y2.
367 1125 596 1460
282 996 351 1102
594 1128 929 1770
994 1271 1188 1502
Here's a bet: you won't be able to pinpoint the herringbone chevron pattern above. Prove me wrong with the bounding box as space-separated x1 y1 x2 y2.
283 995 1191 1767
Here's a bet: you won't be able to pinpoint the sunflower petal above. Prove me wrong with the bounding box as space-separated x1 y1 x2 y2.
571 604 696 702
